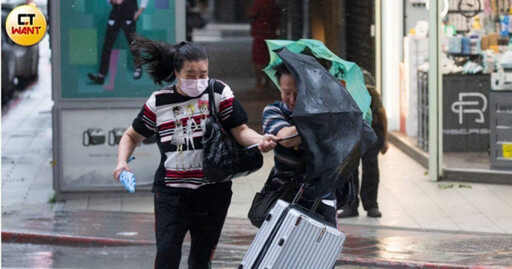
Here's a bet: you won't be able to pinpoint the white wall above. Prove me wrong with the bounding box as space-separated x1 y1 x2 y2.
381 0 404 131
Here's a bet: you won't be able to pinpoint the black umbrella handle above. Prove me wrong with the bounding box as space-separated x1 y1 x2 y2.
245 133 300 150
291 182 306 204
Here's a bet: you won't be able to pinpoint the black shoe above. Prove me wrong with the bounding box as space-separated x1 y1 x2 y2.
367 207 382 218
133 67 142 79
338 208 359 218
87 73 105 84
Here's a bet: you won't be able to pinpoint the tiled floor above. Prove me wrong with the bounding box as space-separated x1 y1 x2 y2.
58 143 512 235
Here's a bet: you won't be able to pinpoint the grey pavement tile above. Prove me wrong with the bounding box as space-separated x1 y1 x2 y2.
457 184 512 217
231 181 255 205
227 202 250 219
23 189 55 205
87 197 122 211
486 184 512 207
246 179 266 194
424 189 479 217
121 195 154 213
490 216 512 234
2 189 30 207
376 215 421 229
451 214 505 234
413 216 460 231
1 137 35 150
64 198 89 210
409 211 453 230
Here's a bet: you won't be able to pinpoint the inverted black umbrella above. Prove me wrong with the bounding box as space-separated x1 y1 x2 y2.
276 48 377 198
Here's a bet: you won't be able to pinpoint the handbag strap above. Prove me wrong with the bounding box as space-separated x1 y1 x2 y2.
206 79 220 124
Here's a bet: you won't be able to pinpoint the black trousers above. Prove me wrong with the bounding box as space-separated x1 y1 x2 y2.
350 130 384 211
154 182 232 269
301 192 338 227
99 19 140 75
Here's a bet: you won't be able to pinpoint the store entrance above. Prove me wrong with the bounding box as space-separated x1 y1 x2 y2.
400 0 512 182
440 0 512 182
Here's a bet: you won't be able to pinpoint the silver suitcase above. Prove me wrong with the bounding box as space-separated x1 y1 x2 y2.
239 199 346 269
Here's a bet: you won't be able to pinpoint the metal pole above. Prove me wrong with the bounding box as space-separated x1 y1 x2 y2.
175 0 186 42
375 0 381 95
302 0 310 38
428 0 442 181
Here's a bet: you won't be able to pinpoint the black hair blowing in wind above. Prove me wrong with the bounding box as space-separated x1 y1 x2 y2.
131 34 209 85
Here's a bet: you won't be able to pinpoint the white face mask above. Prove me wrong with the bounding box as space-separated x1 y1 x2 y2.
178 76 209 97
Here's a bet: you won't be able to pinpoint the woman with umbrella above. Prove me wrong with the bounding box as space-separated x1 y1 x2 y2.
261 61 339 226
252 42 377 228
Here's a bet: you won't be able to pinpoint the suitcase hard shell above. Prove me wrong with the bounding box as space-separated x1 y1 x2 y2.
239 199 346 269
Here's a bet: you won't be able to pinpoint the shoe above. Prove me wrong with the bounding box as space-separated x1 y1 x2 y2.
87 73 105 84
338 208 359 218
367 207 382 218
133 67 142 79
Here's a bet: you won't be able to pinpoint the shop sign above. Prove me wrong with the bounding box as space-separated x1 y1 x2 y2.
451 92 487 125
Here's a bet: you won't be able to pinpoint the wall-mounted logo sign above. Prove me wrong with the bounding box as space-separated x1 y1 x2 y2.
451 92 487 124
5 5 47 46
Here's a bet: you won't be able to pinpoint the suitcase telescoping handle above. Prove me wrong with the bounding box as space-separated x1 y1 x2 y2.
291 183 322 212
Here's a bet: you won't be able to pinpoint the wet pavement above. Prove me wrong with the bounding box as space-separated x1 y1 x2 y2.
2 204 512 268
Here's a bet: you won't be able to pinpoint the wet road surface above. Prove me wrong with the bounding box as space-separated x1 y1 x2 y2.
3 206 512 268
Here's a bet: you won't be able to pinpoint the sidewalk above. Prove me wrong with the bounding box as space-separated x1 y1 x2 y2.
3 32 512 268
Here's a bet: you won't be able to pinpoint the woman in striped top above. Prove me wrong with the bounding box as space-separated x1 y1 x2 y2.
112 35 278 269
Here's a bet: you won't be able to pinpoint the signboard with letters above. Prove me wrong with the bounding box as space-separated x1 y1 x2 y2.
442 74 490 152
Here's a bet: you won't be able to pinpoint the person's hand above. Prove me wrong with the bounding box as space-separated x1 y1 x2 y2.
133 9 143 21
258 134 279 153
381 140 389 154
113 162 130 182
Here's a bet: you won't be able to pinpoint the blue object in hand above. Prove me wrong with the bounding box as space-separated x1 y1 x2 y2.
119 170 136 193
119 155 136 193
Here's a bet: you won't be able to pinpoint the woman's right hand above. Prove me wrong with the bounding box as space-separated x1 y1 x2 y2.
113 162 130 182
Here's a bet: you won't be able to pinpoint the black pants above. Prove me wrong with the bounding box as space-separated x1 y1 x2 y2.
350 130 384 211
301 192 338 227
154 182 232 269
99 19 140 75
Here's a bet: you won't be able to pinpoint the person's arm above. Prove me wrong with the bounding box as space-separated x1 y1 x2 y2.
276 126 301 148
113 126 145 181
262 103 300 148
379 107 389 154
134 0 148 20
229 124 278 153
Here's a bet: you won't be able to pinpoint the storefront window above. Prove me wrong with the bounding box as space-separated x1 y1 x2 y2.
440 0 512 181
398 0 512 181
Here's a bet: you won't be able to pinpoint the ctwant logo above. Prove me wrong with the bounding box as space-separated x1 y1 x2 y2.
5 5 46 46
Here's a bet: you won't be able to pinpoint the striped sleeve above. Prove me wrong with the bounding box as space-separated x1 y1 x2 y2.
262 103 292 135
132 93 157 137
217 83 235 121
215 81 247 130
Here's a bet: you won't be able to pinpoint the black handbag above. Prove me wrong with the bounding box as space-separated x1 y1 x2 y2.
247 170 301 228
202 79 264 183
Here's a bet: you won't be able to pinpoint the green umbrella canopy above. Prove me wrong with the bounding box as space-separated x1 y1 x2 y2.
263 39 372 123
